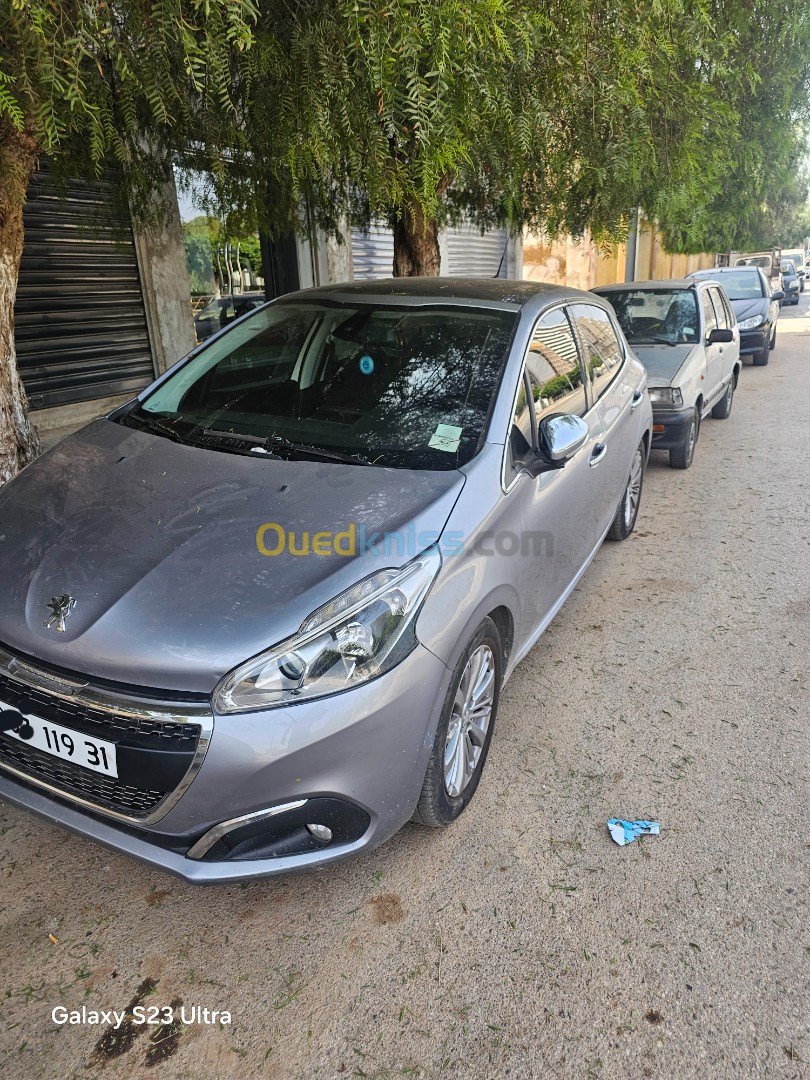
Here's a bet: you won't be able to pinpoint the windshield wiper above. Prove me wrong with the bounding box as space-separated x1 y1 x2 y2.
267 434 372 466
124 412 195 445
630 337 678 347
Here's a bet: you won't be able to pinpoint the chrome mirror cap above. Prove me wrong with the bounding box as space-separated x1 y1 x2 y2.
540 414 589 463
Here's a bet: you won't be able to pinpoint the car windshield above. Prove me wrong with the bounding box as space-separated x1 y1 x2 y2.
600 289 699 345
123 301 518 470
704 271 766 300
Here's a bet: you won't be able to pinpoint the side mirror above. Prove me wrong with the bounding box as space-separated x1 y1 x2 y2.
771 289 785 301
707 327 733 344
539 414 589 463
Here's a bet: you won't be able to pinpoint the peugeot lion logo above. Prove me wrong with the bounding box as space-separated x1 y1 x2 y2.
44 594 77 632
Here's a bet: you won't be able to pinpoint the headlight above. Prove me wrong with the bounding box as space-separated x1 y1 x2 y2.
788 281 799 290
738 315 764 330
648 386 683 406
214 546 442 712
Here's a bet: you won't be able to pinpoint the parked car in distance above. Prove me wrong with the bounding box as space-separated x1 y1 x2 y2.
688 267 783 366
194 291 266 342
780 251 806 291
779 261 801 304
732 251 778 277
594 279 740 469
0 279 652 882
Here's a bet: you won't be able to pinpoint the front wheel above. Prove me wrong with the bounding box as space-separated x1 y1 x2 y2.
669 408 700 469
413 618 502 827
752 345 769 366
607 441 645 541
711 379 734 419
769 327 777 350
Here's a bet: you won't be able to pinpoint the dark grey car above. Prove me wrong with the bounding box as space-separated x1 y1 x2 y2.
0 279 652 882
688 267 784 364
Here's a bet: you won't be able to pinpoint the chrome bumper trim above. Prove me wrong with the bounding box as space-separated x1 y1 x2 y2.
0 643 213 825
187 800 308 860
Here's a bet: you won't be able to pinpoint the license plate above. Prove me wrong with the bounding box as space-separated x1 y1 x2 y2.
0 699 118 778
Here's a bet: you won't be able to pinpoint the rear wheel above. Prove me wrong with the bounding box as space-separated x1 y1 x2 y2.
413 618 502 827
607 442 645 541
669 408 699 469
711 379 734 419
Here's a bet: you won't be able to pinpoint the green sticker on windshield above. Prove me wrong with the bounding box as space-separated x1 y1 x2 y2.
428 424 463 453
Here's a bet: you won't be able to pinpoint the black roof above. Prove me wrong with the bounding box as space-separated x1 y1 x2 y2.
282 276 602 313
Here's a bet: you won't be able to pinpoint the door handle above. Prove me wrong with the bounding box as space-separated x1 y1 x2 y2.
589 442 608 467
631 390 644 410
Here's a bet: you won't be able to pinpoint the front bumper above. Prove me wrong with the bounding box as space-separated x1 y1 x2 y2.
739 327 769 355
0 644 451 882
650 404 695 451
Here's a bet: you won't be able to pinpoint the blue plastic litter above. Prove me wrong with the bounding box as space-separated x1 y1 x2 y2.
607 819 660 846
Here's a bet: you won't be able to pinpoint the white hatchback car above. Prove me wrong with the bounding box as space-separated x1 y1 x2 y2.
594 279 741 468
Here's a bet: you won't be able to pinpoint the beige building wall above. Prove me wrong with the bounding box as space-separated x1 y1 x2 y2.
523 221 715 287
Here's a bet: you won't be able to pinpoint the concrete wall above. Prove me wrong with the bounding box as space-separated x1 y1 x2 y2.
133 174 196 375
523 222 715 288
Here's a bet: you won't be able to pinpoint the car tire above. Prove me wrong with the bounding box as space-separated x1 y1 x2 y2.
413 617 503 828
607 441 645 541
752 345 769 366
669 408 700 469
711 379 734 419
769 327 777 350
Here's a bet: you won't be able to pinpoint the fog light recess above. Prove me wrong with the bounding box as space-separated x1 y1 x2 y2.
306 823 333 843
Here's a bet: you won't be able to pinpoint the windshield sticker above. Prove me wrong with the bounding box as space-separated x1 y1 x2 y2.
358 355 375 375
428 424 463 453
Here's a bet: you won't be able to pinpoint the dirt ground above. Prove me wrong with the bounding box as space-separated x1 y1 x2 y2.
1 295 808 1080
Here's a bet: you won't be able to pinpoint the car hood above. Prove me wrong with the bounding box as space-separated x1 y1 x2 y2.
0 420 465 694
728 296 768 322
630 343 696 387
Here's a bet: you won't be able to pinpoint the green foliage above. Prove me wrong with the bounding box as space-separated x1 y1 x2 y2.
0 0 260 228
181 215 262 292
1 0 808 256
222 0 810 255
656 2 810 254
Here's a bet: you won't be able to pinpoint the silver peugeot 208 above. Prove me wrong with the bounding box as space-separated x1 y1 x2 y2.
0 278 651 882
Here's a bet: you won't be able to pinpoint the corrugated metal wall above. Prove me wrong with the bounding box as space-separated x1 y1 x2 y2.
445 225 508 278
350 224 395 279
350 221 510 280
15 170 155 410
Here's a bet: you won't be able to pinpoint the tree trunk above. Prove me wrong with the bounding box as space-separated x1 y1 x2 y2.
0 120 41 485
392 201 441 276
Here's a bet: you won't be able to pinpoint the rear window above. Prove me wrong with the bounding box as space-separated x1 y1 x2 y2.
708 272 766 301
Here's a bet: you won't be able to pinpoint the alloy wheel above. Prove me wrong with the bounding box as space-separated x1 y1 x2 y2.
444 645 496 798
623 447 644 529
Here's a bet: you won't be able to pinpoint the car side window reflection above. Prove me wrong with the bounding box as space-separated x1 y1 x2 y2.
709 287 730 330
525 307 587 424
509 367 534 463
701 290 719 337
569 303 625 401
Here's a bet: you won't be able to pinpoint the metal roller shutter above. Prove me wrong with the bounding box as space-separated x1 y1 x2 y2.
350 224 395 279
15 169 155 410
445 225 508 278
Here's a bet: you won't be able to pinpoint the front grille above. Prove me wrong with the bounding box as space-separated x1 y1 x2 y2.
0 670 205 820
